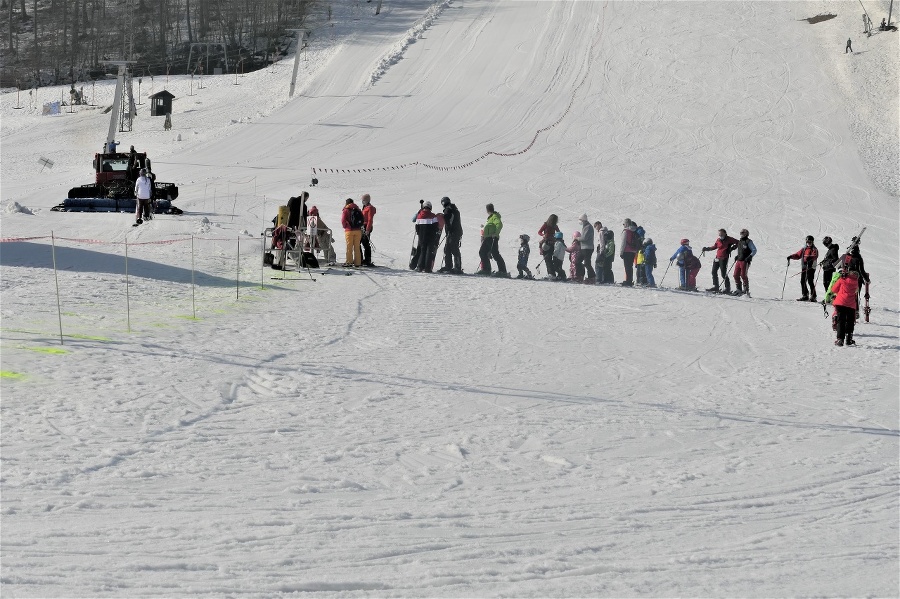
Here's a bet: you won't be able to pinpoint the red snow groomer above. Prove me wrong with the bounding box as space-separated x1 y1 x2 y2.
53 148 181 214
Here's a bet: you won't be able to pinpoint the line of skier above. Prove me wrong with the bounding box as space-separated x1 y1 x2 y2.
404 201 872 345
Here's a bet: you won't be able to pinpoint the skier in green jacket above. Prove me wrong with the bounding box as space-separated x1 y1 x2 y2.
476 203 508 277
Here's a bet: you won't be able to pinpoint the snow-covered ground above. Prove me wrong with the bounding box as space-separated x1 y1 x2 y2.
1 1 898 596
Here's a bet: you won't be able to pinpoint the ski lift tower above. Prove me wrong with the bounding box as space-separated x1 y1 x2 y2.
287 29 309 98
103 60 137 145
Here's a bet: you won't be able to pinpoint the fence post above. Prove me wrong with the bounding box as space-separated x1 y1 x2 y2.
51 232 64 345
191 235 196 319
236 236 240 300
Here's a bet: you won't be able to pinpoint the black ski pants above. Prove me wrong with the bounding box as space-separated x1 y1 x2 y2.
415 233 436 272
444 234 462 270
479 237 506 273
711 258 731 291
361 232 373 265
799 262 816 298
822 268 835 295
597 256 614 283
552 257 566 280
577 248 595 280
834 305 856 341
621 251 636 284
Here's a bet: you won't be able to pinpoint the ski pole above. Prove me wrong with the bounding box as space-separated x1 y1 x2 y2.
659 260 672 287
781 261 790 300
437 232 447 270
813 263 820 287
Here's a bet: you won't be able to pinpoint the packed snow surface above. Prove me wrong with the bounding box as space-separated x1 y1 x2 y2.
1 1 898 597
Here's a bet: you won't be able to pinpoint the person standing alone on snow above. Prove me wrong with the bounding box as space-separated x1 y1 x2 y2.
701 229 738 293
477 203 508 276
731 228 757 296
787 235 819 301
846 38 853 53
133 168 153 225
341 198 364 267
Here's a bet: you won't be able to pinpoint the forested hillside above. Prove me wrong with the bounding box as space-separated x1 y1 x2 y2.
0 0 330 87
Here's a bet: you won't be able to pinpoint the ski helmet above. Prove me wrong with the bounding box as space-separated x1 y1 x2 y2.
441 196 451 207
554 231 563 240
805 235 814 243
423 201 432 210
309 206 319 216
643 237 653 245
573 231 581 239
139 168 147 176
740 229 749 237
822 236 832 245
520 234 530 243
680 238 689 245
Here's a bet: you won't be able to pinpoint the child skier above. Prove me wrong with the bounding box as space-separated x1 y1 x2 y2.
516 234 534 279
593 221 608 284
825 267 859 346
566 231 582 281
641 238 657 287
671 239 700 291
634 224 647 285
552 231 567 281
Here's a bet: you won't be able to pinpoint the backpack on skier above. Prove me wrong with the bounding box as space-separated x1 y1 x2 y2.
683 247 701 271
349 205 365 229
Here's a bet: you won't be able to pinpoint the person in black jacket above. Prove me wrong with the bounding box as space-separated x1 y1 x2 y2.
731 229 757 296
287 191 310 229
438 196 464 273
819 236 839 295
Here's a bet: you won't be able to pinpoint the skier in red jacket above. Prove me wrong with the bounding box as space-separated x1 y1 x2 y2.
360 193 376 267
701 229 738 293
787 235 819 301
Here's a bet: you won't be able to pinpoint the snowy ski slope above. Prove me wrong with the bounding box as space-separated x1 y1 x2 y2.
1 1 898 596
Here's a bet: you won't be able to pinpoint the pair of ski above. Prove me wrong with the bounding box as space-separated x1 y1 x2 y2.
819 226 871 323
